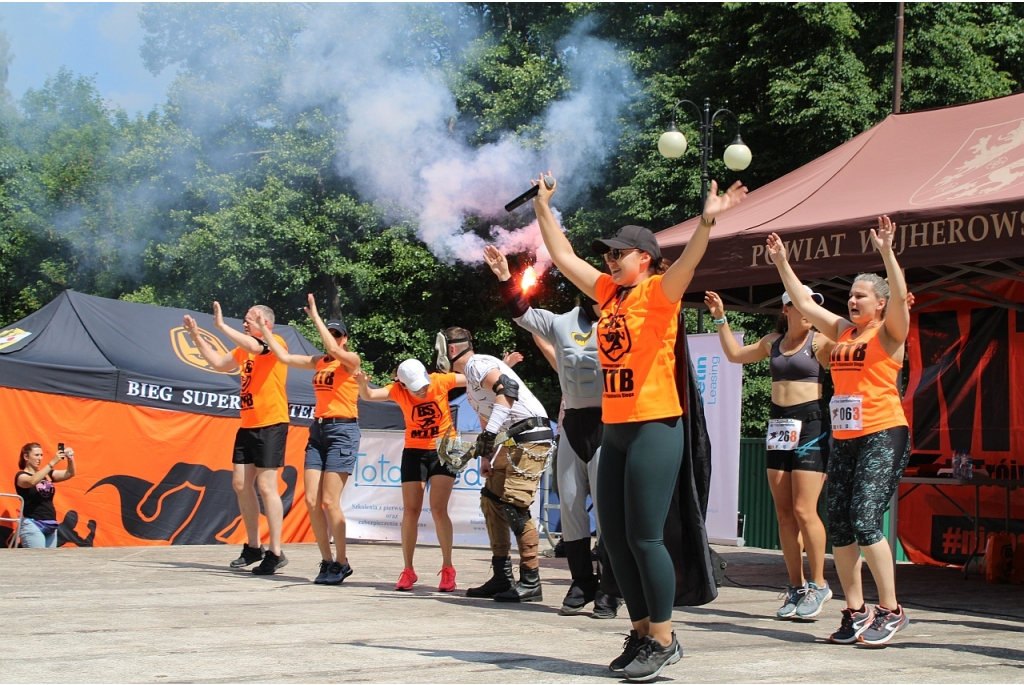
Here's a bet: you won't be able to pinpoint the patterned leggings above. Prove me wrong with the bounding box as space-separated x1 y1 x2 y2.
827 426 910 547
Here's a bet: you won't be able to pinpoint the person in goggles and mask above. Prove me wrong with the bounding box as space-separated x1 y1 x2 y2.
435 326 552 603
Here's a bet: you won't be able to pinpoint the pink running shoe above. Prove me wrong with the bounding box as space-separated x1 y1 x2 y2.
395 568 417 591
438 565 457 592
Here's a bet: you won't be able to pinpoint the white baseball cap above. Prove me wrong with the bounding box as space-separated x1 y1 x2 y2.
781 285 825 306
397 359 431 392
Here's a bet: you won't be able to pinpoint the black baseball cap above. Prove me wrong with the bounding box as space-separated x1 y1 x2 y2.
326 320 348 337
592 225 663 261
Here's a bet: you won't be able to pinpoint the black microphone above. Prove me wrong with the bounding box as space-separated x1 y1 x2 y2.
504 175 556 213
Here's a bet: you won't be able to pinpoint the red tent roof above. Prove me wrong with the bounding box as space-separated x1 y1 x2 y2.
657 92 1024 294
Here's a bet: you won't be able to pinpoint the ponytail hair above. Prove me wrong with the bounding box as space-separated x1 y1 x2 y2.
18 442 40 470
648 256 672 275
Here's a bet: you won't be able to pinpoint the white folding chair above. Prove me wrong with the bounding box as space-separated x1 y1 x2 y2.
0 493 25 549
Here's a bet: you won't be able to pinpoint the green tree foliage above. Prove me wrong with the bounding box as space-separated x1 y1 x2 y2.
3 2 1024 425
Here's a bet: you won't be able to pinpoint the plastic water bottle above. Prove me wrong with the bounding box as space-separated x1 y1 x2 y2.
952 450 962 478
963 451 973 480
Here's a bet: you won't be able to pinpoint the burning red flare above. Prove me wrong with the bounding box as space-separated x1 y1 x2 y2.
521 266 538 293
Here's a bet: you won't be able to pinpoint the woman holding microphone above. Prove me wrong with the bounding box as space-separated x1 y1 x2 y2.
532 172 746 680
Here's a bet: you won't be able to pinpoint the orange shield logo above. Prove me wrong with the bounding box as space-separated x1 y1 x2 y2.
170 326 238 375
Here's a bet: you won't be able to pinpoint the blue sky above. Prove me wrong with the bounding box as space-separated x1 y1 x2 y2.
1 2 174 114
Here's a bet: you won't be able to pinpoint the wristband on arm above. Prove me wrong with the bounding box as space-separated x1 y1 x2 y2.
485 403 511 436
497 279 530 319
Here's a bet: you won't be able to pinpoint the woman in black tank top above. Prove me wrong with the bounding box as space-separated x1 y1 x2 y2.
705 288 834 620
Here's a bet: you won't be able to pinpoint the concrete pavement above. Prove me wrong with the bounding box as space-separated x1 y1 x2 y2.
2 542 1022 683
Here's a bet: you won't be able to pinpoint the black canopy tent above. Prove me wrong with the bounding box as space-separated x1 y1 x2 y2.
0 290 404 428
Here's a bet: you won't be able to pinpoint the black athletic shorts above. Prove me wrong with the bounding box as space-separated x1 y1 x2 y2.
764 400 829 473
232 422 289 468
401 447 456 483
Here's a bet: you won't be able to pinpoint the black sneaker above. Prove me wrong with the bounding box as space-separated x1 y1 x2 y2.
229 543 264 568
609 630 644 673
857 605 909 647
252 550 288 575
828 605 873 644
313 560 332 584
622 633 682 682
591 590 621 619
324 561 353 585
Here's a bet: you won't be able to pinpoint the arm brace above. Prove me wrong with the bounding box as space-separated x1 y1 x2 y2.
498 279 530 319
484 403 511 436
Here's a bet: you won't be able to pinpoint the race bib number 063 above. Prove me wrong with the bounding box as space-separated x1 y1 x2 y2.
766 418 802 451
830 395 863 432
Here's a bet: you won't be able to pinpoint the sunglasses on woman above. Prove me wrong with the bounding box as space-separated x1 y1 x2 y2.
602 248 638 262
329 330 344 339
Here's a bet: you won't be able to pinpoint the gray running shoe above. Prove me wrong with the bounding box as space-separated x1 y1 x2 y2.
795 581 833 619
776 583 807 618
857 605 909 647
622 634 682 682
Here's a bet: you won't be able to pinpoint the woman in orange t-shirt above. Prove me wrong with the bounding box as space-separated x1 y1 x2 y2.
768 215 911 647
356 359 466 593
533 172 746 681
254 295 361 587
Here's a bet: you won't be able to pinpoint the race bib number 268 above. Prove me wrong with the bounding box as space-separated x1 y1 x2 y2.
766 418 801 451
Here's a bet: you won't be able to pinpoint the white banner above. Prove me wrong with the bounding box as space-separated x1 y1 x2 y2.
689 333 744 545
342 431 539 546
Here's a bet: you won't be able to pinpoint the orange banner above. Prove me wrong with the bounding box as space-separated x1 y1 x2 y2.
1 387 316 548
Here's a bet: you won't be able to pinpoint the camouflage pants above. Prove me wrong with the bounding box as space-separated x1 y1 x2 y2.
481 440 552 570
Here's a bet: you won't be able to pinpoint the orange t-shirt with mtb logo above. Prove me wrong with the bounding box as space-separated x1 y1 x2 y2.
232 334 289 428
313 356 359 419
594 273 682 424
387 372 458 449
829 323 907 439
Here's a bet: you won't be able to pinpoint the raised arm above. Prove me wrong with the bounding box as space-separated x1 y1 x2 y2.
660 180 748 303
252 312 316 370
873 215 910 347
217 302 264 355
354 370 391 401
767 233 849 341
16 451 65 487
704 291 772 364
183 312 237 372
304 294 361 373
531 174 603 299
51 445 76 483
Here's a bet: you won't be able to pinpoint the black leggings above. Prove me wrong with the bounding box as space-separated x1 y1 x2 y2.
596 417 683 624
827 426 911 547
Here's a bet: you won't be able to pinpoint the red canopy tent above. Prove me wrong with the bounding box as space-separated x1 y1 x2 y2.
658 91 1024 314
656 93 1024 566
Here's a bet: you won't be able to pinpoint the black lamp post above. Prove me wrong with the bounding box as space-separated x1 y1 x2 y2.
658 97 752 205
659 98 751 329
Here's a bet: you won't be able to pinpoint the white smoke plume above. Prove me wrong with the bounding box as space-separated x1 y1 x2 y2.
282 6 638 268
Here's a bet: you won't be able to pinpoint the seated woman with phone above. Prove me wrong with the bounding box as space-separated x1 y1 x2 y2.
15 442 77 548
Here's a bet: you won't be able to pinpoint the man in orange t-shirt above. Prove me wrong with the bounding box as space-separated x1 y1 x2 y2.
183 302 289 575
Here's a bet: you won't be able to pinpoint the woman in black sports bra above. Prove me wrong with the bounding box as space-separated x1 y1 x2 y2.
705 286 834 620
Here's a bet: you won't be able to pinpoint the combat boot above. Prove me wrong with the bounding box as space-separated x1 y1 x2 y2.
494 566 542 603
466 556 514 598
